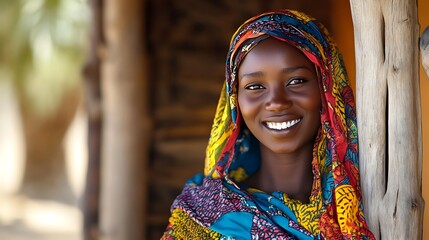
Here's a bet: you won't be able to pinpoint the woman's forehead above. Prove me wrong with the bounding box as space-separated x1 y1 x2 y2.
237 38 315 74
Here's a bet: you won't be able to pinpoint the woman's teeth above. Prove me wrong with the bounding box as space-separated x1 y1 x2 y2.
266 119 301 130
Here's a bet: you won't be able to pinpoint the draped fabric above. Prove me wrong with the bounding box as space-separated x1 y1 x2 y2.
162 9 374 239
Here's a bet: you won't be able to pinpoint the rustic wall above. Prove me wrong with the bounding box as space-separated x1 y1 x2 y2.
146 1 332 239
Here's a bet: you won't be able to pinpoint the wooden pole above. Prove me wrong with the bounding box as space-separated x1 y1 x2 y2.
82 0 103 239
350 1 424 239
100 0 150 239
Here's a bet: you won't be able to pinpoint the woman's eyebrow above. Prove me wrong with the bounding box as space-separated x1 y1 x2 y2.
239 71 264 80
240 66 313 80
281 66 312 73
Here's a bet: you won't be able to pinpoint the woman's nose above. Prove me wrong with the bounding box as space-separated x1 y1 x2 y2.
265 88 292 111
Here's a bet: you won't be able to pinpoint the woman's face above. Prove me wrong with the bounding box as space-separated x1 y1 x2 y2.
237 38 321 155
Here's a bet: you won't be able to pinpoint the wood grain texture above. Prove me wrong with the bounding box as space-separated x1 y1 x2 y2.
100 0 150 239
350 0 424 239
82 0 103 239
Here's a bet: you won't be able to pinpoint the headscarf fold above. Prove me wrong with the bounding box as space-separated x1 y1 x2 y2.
163 9 374 239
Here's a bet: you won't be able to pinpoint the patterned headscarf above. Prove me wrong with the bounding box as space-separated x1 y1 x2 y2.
163 9 374 239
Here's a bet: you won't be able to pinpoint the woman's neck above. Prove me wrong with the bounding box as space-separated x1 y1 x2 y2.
252 143 314 203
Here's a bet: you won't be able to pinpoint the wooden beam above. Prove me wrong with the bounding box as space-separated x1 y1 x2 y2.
350 0 424 239
100 0 150 239
82 0 104 239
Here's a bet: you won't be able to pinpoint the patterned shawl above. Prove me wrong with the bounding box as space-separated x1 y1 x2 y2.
162 9 374 239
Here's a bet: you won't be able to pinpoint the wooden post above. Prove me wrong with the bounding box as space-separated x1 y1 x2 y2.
82 0 103 239
350 1 424 239
421 26 429 78
100 0 150 239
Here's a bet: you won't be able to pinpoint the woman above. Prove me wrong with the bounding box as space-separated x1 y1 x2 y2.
162 9 374 239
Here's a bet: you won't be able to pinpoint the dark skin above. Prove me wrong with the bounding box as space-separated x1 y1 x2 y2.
237 38 321 203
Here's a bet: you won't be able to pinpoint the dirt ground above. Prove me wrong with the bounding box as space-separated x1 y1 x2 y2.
0 224 79 240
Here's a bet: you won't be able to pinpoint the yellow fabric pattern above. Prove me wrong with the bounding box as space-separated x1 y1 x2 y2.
283 193 323 235
335 184 363 235
228 167 249 182
165 208 221 239
204 84 233 178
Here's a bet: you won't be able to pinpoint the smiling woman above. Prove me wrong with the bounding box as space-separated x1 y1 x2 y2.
237 38 321 202
162 9 374 239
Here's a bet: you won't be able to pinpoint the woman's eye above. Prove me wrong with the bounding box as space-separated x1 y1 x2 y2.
288 78 305 86
245 84 264 90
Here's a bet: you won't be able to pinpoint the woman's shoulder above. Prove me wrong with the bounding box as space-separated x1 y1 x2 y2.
162 174 228 239
162 208 222 239
171 174 234 211
170 174 252 226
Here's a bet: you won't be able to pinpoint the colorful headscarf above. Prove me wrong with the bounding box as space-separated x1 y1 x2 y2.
162 9 374 239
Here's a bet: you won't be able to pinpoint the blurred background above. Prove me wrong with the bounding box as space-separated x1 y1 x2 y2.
0 0 428 239
0 0 87 239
